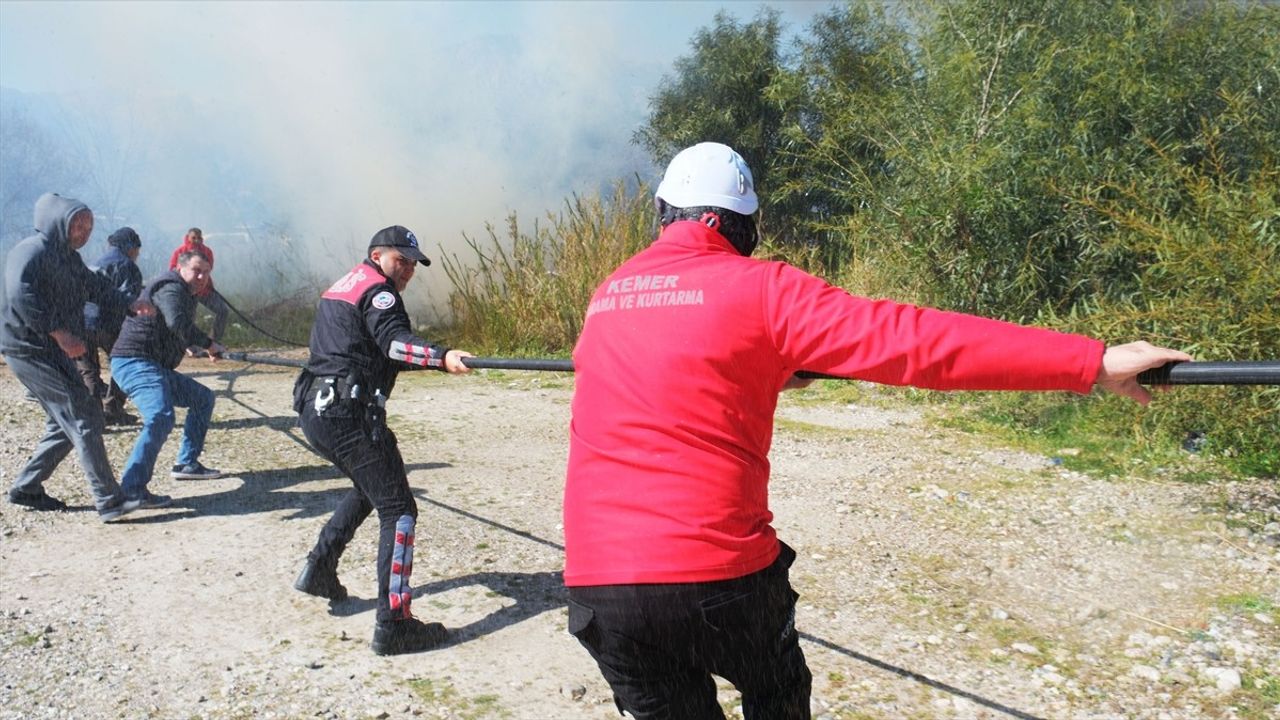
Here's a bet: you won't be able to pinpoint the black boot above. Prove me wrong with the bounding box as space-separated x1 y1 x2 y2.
293 559 348 601
371 618 448 656
102 407 138 426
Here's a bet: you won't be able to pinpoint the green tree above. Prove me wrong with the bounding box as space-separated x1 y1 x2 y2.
800 0 1278 318
773 0 916 271
634 9 806 240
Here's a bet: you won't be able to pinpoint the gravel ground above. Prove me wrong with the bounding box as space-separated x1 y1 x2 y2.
1 357 1277 719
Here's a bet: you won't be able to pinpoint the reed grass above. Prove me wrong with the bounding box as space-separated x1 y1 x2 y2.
440 180 657 355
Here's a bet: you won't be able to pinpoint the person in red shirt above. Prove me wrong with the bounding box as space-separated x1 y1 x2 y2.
168 227 229 345
564 142 1191 718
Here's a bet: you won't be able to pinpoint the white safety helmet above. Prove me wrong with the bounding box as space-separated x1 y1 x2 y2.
654 142 759 215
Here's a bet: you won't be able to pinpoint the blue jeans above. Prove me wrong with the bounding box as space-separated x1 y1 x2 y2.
109 357 215 498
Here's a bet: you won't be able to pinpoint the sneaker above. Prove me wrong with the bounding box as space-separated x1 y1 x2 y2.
133 492 172 509
293 560 348 602
7 489 68 512
371 618 449 656
171 462 221 480
99 497 142 523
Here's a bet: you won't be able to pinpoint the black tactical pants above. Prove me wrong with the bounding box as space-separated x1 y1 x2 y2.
298 397 417 623
568 543 812 719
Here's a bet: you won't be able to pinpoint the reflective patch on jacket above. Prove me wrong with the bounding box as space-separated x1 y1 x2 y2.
322 264 384 305
371 291 396 310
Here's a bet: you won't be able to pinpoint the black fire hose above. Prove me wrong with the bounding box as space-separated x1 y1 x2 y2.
458 358 1280 385
213 289 310 348
221 351 306 368
216 353 1280 386
1133 361 1280 386
460 357 576 372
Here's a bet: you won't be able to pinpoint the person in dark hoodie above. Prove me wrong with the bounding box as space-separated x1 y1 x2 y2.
109 250 227 509
1 193 155 521
77 227 144 426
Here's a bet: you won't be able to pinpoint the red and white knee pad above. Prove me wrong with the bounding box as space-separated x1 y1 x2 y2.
388 514 415 619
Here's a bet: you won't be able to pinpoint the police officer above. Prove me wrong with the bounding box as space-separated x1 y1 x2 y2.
292 225 472 656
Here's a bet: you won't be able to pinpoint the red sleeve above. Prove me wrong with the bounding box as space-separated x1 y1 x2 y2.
201 245 214 269
763 263 1103 393
168 245 182 270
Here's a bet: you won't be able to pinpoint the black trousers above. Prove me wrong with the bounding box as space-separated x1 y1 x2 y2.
74 328 127 411
298 397 417 623
568 543 812 719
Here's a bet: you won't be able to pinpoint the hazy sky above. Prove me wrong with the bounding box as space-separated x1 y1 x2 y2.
0 0 828 310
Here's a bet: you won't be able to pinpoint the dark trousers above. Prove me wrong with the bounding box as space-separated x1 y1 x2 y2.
568 543 812 719
3 350 125 511
74 328 127 411
298 398 417 623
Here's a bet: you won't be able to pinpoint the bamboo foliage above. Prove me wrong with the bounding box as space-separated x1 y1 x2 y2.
444 0 1278 475
440 181 656 355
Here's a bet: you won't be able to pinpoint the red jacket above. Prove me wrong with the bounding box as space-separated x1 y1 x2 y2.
168 240 215 296
564 221 1103 587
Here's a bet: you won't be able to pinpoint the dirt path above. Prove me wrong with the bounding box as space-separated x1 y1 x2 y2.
1 359 1276 719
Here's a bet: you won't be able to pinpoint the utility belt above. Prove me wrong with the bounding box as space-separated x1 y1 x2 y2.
307 375 368 405
295 369 382 410
310 374 386 410
301 372 391 442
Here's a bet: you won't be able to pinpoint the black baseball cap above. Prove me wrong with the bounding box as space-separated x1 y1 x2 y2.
107 227 142 250
368 225 430 265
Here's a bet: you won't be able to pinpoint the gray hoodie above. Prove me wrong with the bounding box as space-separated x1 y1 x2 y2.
0 193 132 355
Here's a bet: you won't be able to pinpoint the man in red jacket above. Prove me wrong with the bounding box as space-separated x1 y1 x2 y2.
563 142 1190 718
168 227 229 345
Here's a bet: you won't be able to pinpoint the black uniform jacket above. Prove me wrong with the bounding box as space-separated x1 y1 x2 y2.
297 259 449 406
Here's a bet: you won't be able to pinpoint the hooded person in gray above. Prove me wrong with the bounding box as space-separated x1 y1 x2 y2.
1 193 154 521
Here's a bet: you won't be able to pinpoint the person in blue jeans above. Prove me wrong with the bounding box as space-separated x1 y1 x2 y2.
109 251 227 508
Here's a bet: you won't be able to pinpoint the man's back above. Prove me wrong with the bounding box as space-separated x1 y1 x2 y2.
94 247 142 295
566 219 1104 588
566 221 794 587
85 247 142 334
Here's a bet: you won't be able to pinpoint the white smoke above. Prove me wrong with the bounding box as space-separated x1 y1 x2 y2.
0 1 825 319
